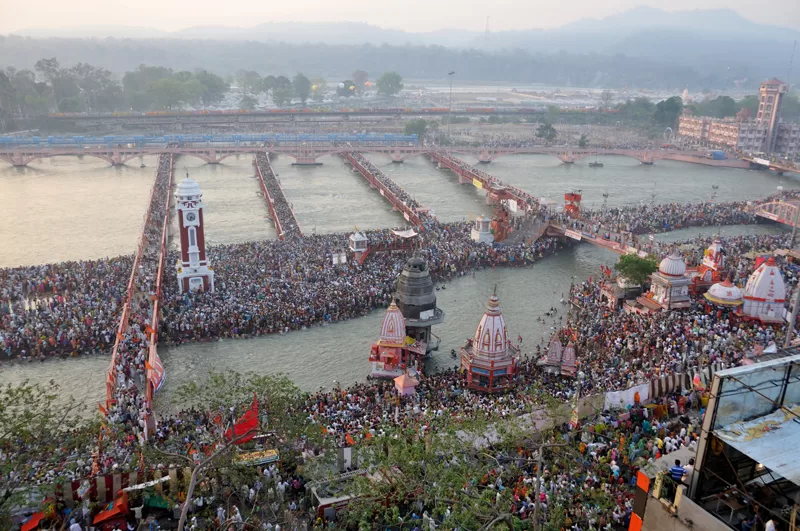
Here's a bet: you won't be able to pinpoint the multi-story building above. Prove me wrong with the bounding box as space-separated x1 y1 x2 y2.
756 78 789 152
677 78 797 156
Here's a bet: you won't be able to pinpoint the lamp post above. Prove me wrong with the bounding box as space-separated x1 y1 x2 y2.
447 70 455 149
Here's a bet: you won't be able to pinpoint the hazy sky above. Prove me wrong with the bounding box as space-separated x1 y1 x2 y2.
2 0 799 34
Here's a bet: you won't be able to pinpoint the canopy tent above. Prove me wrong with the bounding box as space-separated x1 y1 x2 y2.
391 229 418 239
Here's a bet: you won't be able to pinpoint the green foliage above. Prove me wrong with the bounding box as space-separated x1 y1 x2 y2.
146 77 204 110
194 69 229 106
690 95 739 118
653 96 683 126
613 254 658 286
292 73 311 103
310 78 327 101
239 94 258 110
0 381 95 523
404 118 429 139
536 122 557 142
376 72 403 97
578 134 589 148
236 69 261 95
272 75 293 106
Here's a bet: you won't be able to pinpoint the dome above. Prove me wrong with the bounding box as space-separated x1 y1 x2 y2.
744 257 786 303
473 293 510 357
659 251 687 277
704 279 744 306
176 177 202 199
379 301 406 343
394 257 437 319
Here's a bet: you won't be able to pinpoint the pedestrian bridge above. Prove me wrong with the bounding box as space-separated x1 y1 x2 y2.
753 200 800 227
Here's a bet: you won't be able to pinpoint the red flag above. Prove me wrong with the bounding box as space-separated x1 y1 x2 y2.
225 394 259 444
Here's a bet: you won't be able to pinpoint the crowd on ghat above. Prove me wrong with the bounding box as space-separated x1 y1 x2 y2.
5 224 792 529
254 152 303 239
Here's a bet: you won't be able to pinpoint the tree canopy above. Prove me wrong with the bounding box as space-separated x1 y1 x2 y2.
376 72 403 97
292 73 311 104
614 254 658 286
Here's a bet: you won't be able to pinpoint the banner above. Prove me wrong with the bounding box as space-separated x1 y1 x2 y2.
603 383 649 411
508 199 518 213
565 229 582 241
472 178 483 189
225 394 259 444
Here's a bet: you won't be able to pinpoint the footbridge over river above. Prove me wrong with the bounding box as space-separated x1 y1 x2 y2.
0 134 750 168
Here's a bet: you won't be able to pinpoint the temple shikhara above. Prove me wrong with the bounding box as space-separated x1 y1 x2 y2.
175 174 214 293
460 289 519 392
368 256 443 379
369 301 426 379
692 238 725 291
742 256 787 323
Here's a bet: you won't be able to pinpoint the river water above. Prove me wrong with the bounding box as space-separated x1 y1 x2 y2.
0 153 793 408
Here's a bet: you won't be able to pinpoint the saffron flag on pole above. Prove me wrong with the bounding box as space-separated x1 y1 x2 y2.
225 394 259 444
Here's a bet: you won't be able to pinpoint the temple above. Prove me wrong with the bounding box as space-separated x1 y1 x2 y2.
460 290 519 392
691 238 725 292
703 278 744 308
635 250 692 312
394 257 445 352
368 301 426 379
742 256 787 323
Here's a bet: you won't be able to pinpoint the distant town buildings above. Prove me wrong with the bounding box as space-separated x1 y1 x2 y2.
677 78 799 156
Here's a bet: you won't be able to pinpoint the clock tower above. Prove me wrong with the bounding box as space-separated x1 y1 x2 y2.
175 173 214 293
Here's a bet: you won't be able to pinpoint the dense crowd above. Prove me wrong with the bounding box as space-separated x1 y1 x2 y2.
255 152 303 238
157 223 563 345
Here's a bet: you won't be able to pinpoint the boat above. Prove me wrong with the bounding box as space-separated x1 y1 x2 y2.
589 161 603 168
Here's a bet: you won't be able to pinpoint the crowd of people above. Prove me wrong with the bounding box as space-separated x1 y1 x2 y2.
255 152 303 239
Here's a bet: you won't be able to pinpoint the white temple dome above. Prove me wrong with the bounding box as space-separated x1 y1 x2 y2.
704 279 744 306
379 301 406 343
659 251 687 277
744 257 786 302
176 177 202 198
473 293 510 357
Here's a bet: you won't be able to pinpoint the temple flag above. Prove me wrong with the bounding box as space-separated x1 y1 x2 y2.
146 353 166 393
345 434 355 446
225 394 259 444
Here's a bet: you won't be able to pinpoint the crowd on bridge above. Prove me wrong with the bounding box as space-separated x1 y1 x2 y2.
255 152 303 239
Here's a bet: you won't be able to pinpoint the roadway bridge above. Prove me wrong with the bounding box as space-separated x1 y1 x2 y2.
0 135 735 168
742 157 800 175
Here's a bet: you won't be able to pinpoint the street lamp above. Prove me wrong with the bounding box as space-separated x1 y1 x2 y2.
447 71 456 149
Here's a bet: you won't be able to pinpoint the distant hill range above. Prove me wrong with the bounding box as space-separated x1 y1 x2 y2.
5 7 799 88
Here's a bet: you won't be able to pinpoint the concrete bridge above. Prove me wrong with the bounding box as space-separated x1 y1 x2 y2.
0 142 744 168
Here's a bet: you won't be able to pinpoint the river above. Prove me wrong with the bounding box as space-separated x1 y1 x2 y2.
0 153 792 408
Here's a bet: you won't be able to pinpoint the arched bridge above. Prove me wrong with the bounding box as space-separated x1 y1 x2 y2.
753 200 800 227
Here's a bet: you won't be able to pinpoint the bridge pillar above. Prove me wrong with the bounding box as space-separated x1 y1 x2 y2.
10 152 28 167
485 192 499 206
478 149 492 163
208 149 220 164
560 152 575 164
391 151 404 163
640 152 655 165
111 151 123 166
292 156 322 166
458 174 471 185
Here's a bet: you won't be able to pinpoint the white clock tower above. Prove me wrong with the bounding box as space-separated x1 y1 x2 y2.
175 173 214 293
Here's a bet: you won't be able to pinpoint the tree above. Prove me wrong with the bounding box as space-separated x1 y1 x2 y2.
599 90 614 110
653 96 683 127
536 122 557 143
235 70 261 95
147 78 201 110
352 70 368 93
0 381 94 522
259 75 276 94
404 118 429 139
292 73 311 104
614 254 658 286
376 72 403 97
239 94 258 110
578 134 589 148
271 75 293 106
195 69 230 106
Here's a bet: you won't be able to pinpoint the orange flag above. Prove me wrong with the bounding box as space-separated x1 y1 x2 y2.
345 434 355 446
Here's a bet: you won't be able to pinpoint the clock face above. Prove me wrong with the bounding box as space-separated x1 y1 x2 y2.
185 212 197 223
